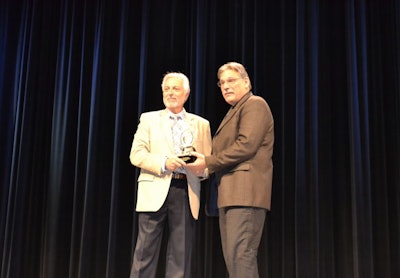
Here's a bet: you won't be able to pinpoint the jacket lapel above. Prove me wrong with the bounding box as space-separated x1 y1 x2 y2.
159 110 175 153
215 92 253 135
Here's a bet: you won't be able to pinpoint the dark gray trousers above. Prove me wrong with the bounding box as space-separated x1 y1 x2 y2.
219 206 266 278
130 180 194 278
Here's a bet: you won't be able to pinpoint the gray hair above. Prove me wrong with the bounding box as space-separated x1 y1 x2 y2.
217 62 252 90
161 72 190 93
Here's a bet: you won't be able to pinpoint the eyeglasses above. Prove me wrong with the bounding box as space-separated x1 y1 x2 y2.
217 78 242 87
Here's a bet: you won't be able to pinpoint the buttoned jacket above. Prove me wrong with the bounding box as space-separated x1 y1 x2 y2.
206 92 274 210
130 109 212 219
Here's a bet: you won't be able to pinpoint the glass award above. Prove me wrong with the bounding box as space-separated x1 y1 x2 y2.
178 129 197 163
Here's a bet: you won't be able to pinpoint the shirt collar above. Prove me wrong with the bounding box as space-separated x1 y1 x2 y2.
167 108 186 119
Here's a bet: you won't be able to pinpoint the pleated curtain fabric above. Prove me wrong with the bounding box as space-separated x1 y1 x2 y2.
1 1 399 277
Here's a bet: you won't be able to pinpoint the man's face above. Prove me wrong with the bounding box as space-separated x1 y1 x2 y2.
162 77 189 114
218 69 250 106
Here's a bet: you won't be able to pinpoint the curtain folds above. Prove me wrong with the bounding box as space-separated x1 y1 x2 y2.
1 0 399 277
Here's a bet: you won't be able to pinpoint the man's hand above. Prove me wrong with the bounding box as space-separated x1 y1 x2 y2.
165 157 186 172
184 151 206 176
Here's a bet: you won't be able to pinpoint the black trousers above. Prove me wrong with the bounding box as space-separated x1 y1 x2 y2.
130 179 194 278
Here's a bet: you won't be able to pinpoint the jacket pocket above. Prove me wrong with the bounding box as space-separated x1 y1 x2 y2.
229 163 250 173
138 173 155 182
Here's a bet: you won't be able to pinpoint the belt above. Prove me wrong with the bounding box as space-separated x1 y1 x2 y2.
172 173 187 180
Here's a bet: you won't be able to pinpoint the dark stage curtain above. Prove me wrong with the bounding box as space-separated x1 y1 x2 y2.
1 0 399 277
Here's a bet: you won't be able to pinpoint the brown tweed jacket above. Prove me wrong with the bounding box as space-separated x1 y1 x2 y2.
206 92 274 210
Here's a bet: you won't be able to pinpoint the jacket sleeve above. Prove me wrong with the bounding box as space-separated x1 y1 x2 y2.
129 113 168 176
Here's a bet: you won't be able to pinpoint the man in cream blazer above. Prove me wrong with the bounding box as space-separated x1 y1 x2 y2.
129 72 211 278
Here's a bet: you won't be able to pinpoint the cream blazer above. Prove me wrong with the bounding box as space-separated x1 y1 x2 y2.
130 109 212 219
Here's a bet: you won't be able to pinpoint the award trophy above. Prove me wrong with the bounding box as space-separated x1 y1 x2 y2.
178 129 197 163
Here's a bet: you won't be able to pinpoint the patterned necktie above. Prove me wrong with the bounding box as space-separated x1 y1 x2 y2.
171 115 186 174
171 115 183 155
